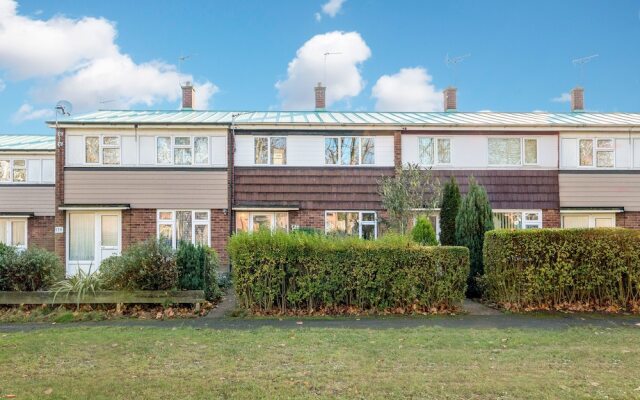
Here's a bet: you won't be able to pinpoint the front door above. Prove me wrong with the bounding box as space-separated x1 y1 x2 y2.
67 211 121 276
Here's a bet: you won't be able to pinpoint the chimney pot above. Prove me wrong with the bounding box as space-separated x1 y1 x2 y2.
315 82 326 111
443 87 457 112
571 87 584 112
181 82 195 110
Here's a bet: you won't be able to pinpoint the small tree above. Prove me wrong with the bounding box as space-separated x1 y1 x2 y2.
411 216 438 246
455 177 494 297
439 176 461 245
378 163 440 234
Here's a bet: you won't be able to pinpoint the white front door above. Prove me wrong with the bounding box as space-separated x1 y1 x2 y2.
67 211 121 276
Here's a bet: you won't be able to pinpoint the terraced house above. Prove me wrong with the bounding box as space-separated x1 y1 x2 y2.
39 84 640 273
0 135 55 251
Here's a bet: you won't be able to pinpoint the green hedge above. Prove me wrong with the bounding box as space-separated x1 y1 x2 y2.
483 228 640 310
228 231 469 313
0 244 62 291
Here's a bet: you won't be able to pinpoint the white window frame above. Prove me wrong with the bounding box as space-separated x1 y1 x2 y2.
156 210 211 248
487 137 539 167
418 137 452 166
235 211 290 233
253 136 287 166
492 209 543 229
324 136 375 166
577 138 615 168
155 136 211 166
0 218 28 249
324 211 377 239
561 213 616 228
83 135 121 166
0 159 28 184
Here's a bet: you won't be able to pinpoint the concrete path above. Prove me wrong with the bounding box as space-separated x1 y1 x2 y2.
462 299 502 316
1 313 639 332
205 288 237 318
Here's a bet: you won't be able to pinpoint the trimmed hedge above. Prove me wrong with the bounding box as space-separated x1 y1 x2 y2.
483 228 640 310
228 231 469 313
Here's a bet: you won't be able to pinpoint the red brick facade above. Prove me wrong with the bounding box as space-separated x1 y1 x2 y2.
616 212 640 229
542 209 561 228
54 127 65 263
289 209 325 230
212 209 230 266
28 216 55 251
121 208 157 249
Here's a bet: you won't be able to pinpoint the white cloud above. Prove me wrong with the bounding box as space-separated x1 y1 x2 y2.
0 78 5 92
11 103 54 123
321 0 346 17
275 31 371 109
371 67 442 112
552 92 571 103
0 0 217 112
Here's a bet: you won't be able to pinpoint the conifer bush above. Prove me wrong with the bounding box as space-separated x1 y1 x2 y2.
439 176 461 245
411 216 438 246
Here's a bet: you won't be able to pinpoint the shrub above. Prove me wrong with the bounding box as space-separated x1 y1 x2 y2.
51 267 103 308
411 216 438 246
439 176 461 245
228 230 469 313
176 242 221 300
100 239 178 291
483 228 640 311
455 177 494 296
0 245 62 291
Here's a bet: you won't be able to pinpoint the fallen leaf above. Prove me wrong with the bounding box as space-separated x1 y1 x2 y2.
44 388 53 395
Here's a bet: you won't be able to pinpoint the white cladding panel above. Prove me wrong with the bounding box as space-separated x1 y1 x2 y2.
121 136 137 165
615 139 632 168
27 160 41 183
635 139 640 168
139 136 155 165
211 136 227 166
560 132 640 169
42 159 55 183
402 134 556 168
561 138 578 168
66 135 84 165
234 135 393 167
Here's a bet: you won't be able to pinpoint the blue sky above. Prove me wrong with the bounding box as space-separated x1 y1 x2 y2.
1 0 639 135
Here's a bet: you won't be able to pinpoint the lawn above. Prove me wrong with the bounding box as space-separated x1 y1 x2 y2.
1 325 640 399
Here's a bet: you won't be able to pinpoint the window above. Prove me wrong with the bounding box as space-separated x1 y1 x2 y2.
488 138 539 166
325 137 375 166
419 138 451 165
69 213 95 261
0 219 27 248
413 211 441 240
84 136 120 165
493 210 542 229
0 160 29 183
0 160 9 182
562 213 615 228
156 136 210 166
100 215 118 247
235 212 289 233
254 137 286 165
325 211 377 239
156 210 210 248
579 138 614 168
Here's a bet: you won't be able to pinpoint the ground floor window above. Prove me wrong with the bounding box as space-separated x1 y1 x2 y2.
235 212 289 233
0 218 27 249
561 213 615 228
493 210 542 229
325 211 377 239
412 211 440 240
157 210 211 248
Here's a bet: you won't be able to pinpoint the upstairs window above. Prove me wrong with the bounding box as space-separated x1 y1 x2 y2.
419 137 451 165
0 160 27 183
325 137 375 166
254 137 286 165
579 138 614 168
85 136 120 165
156 136 209 166
488 138 537 166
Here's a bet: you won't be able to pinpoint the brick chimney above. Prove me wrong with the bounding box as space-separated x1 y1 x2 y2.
315 82 326 111
570 87 584 112
181 82 195 110
443 87 457 112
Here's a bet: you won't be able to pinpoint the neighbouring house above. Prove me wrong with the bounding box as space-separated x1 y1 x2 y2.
37 83 640 273
0 135 55 251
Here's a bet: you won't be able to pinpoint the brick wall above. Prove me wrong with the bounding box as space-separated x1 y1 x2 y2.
542 209 561 228
28 216 54 251
121 208 157 250
290 210 325 230
616 212 640 229
54 127 65 263
393 130 402 168
212 209 230 267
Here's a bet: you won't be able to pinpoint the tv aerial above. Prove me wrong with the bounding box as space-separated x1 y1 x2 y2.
445 53 471 85
54 100 72 147
572 54 599 84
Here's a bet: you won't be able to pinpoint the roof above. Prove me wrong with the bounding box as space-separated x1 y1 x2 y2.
0 135 55 151
50 110 640 128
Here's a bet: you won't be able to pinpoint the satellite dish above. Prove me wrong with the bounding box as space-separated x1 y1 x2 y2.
55 100 72 116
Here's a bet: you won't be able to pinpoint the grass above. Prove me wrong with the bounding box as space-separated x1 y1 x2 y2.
1 326 640 399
